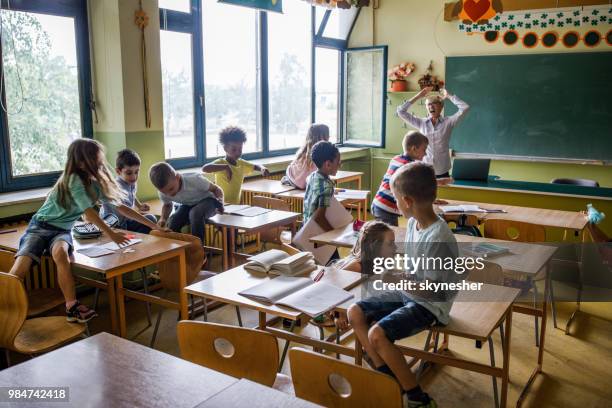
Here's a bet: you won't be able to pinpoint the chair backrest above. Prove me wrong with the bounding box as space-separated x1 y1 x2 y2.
466 261 504 285
0 249 15 272
551 178 599 188
252 195 290 211
149 230 205 291
483 219 546 243
177 321 279 386
289 348 403 408
0 272 28 350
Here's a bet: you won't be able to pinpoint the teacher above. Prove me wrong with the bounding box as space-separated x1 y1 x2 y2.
397 86 470 178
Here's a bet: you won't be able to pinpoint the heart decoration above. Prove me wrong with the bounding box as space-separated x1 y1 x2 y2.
463 0 491 22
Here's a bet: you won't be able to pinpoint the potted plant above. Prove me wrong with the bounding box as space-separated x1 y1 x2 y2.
418 61 444 91
388 62 416 92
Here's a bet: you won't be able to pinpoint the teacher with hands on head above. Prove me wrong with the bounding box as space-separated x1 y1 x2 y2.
397 86 470 178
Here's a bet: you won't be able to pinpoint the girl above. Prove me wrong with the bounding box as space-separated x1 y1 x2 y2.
333 221 396 330
10 139 162 323
283 123 330 189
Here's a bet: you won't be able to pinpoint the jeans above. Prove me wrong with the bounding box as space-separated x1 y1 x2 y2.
122 214 157 234
168 198 220 243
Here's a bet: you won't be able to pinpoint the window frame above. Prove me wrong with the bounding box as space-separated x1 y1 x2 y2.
0 0 93 192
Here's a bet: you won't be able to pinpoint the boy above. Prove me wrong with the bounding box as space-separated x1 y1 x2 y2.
348 162 459 408
149 162 224 243
100 149 157 233
303 141 341 232
202 126 270 204
372 131 429 226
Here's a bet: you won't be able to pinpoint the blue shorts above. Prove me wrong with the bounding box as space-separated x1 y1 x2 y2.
15 218 73 265
356 291 436 342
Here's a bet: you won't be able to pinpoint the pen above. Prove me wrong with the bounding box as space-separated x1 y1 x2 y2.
314 268 325 282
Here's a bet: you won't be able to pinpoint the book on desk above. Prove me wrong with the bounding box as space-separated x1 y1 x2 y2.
245 249 317 276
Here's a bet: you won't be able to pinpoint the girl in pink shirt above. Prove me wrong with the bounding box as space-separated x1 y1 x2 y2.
283 124 330 189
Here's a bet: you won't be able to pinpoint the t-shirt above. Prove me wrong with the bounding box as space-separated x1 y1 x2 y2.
404 216 459 325
159 173 214 206
35 175 106 230
285 157 317 190
303 171 334 224
372 154 413 215
100 177 135 224
211 158 255 204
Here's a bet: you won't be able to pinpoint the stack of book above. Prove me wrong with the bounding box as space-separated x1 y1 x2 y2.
244 249 317 276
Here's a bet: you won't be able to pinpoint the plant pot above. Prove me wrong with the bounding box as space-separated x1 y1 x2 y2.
390 80 408 92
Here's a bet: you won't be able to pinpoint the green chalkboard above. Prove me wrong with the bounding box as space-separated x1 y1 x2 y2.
445 52 612 162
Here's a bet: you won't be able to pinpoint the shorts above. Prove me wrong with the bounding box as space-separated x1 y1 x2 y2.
356 291 436 342
371 204 399 226
15 218 73 265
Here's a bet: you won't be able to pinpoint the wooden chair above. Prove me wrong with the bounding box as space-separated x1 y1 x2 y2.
0 272 86 366
148 231 241 347
0 250 64 318
252 195 292 249
289 347 403 408
177 320 293 393
483 218 547 346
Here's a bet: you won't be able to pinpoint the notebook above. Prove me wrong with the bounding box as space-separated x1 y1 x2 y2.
224 205 272 217
439 205 505 213
99 238 142 250
245 249 317 276
238 275 354 317
463 242 510 258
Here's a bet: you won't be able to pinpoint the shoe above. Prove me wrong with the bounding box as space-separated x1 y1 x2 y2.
404 392 437 408
66 302 98 323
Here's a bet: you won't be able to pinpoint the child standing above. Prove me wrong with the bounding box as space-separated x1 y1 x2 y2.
202 126 269 204
372 131 429 226
283 124 330 189
10 139 161 323
149 162 224 243
348 162 459 408
100 149 157 233
302 141 341 231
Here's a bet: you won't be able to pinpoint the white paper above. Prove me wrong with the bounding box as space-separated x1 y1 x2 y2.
239 276 313 303
233 206 272 217
76 247 115 258
439 205 485 213
224 204 250 214
99 238 142 251
276 282 354 317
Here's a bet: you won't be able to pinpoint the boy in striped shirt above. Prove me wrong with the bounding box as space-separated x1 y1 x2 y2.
371 131 429 226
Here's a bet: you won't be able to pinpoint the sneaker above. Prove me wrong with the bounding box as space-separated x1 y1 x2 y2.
404 392 437 408
66 302 98 323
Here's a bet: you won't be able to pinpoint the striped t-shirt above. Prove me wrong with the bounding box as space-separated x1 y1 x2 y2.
372 154 413 215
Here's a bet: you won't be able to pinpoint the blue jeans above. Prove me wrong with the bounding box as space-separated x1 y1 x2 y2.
356 291 436 342
168 198 220 242
16 218 73 265
121 214 157 234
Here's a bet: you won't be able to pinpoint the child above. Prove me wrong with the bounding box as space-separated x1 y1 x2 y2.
372 131 429 226
10 139 161 323
283 124 330 189
348 162 459 408
100 149 157 233
202 126 269 204
302 141 341 231
333 221 396 331
149 162 224 243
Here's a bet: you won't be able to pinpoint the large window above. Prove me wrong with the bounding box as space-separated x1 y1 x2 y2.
314 47 339 143
0 1 92 191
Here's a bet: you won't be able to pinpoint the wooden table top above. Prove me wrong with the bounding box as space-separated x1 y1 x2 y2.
185 264 364 320
310 224 406 249
0 223 27 252
194 378 321 408
0 332 238 408
441 199 587 231
207 209 300 232
331 170 364 182
242 179 296 195
276 189 370 203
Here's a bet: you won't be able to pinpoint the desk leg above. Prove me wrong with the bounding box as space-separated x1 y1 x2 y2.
565 229 585 335
222 226 229 271
107 277 118 335
500 310 512 408
355 338 363 365
258 311 266 329
229 227 236 268
116 276 127 338
178 248 188 320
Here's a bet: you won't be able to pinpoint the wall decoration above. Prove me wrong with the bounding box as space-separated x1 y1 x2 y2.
219 0 283 13
388 62 416 92
417 61 444 91
450 0 504 24
134 0 151 128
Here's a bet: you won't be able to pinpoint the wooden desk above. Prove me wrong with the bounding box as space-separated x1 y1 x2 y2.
276 189 370 220
195 378 321 408
0 226 189 338
0 333 238 408
208 209 300 270
185 265 364 358
0 224 27 252
331 170 364 189
242 179 296 195
310 224 406 249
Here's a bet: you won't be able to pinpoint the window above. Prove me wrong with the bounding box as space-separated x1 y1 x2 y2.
314 47 339 143
322 7 358 40
202 0 259 158
158 0 191 13
0 1 92 191
267 0 312 151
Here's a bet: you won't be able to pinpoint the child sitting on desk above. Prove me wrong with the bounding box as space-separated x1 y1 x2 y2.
10 139 161 323
149 162 224 243
100 149 157 233
283 123 330 189
348 162 459 408
202 126 270 204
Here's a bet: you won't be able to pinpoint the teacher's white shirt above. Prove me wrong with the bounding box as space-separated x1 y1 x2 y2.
397 94 470 175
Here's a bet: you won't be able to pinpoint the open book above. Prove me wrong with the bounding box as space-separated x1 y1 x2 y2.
439 205 505 213
245 249 317 276
224 205 271 217
238 275 354 317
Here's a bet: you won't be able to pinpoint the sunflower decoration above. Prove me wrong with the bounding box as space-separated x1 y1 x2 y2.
134 9 149 30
